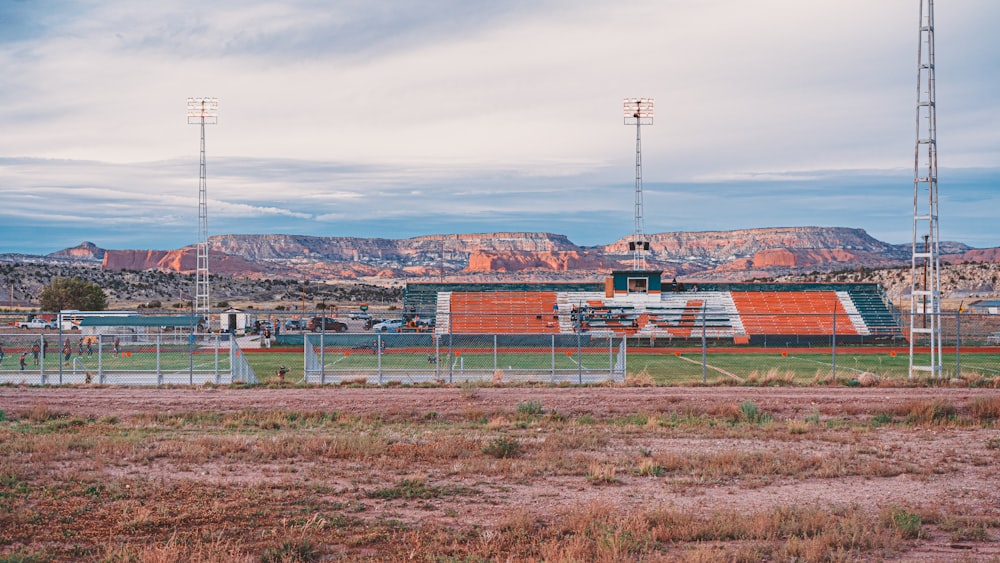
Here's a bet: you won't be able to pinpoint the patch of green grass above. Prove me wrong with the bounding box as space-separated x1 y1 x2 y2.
366 478 476 500
869 412 893 427
0 474 31 498
611 413 649 426
260 539 319 563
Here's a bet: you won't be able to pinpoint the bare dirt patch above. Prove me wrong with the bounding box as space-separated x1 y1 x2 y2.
2 385 999 561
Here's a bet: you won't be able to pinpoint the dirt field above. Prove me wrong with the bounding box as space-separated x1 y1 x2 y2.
2 385 1000 561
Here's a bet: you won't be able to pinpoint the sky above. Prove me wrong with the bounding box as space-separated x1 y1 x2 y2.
1 0 998 255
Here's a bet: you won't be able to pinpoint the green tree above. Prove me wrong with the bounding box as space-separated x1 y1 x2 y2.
39 277 108 311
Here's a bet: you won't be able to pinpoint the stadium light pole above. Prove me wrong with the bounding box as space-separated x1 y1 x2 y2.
187 97 218 316
624 98 653 270
909 0 942 379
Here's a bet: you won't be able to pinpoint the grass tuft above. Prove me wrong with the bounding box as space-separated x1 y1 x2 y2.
739 400 772 424
896 399 956 425
970 396 1000 422
261 539 319 562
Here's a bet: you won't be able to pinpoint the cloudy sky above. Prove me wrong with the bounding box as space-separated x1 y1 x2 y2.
1 0 998 255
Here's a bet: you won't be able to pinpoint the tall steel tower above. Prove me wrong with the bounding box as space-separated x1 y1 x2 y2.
187 97 218 315
624 98 653 270
909 0 942 378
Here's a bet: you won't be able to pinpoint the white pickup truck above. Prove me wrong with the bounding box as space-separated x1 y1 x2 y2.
18 318 56 330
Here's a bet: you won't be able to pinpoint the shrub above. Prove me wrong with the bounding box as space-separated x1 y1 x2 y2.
516 400 544 416
483 437 521 459
739 401 772 424
886 509 923 539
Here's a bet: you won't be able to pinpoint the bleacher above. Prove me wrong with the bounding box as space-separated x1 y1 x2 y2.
642 292 742 338
449 291 560 333
406 281 901 339
844 290 902 337
730 291 858 336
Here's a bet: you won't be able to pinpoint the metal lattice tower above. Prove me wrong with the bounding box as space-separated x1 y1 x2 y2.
187 97 218 314
624 98 653 270
909 1 942 378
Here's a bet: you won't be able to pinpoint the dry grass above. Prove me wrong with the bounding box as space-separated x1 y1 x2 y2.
2 389 999 561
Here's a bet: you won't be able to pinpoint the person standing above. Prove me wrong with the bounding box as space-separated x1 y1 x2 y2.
31 342 40 366
0 342 4 364
86 338 94 357
113 338 120 357
19 352 27 371
62 341 72 365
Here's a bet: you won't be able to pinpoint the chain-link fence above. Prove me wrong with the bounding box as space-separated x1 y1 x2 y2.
2 309 996 385
0 331 257 385
302 332 627 385
621 311 1000 383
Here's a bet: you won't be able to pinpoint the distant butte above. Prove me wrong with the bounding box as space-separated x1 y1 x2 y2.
34 227 994 282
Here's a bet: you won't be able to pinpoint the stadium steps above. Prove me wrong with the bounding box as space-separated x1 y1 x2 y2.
836 291 870 335
434 292 451 334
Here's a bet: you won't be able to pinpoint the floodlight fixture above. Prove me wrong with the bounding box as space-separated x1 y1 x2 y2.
624 97 654 125
187 97 219 125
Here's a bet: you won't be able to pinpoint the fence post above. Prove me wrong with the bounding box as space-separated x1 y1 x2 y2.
214 333 220 384
493 334 498 373
435 334 440 380
608 333 613 379
96 336 102 384
577 332 582 385
377 334 382 385
40 335 47 385
701 303 707 384
319 323 326 385
188 331 195 386
156 333 162 385
955 310 961 379
831 305 837 379
303 333 309 384
550 334 555 383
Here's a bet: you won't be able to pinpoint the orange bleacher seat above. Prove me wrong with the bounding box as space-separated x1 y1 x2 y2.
731 291 857 336
450 291 559 333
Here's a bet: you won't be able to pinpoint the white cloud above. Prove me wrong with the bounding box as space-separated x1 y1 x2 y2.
0 0 998 253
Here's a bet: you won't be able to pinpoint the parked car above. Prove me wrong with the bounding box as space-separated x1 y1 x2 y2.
371 319 403 333
349 312 372 320
284 319 306 331
308 317 348 333
18 318 57 330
